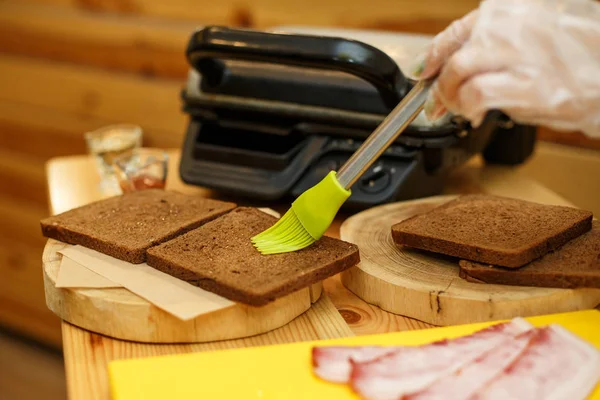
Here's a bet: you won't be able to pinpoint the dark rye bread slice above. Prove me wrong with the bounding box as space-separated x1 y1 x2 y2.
459 221 600 288
40 189 236 264
146 207 360 306
391 194 593 268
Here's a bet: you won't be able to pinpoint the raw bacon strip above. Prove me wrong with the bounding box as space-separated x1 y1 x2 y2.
350 319 533 400
311 318 532 386
470 325 600 400
406 329 536 400
312 347 396 383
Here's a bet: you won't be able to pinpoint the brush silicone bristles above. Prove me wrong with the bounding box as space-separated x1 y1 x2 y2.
252 171 351 255
251 209 316 255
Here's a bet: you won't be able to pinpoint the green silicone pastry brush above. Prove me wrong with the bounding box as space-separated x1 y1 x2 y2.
252 79 433 255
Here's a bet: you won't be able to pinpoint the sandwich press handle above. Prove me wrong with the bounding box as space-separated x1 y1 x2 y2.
185 26 410 108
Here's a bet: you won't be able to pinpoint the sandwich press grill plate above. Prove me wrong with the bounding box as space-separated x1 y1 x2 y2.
179 26 537 209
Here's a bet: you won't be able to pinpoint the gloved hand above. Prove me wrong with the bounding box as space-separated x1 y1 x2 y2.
411 0 600 138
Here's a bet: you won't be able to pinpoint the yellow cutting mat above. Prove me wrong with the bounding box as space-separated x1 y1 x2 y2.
109 310 600 400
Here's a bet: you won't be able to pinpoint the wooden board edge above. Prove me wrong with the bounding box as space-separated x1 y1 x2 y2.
341 261 600 326
42 239 325 343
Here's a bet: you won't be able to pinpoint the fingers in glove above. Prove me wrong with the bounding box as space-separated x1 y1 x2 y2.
425 46 510 122
424 90 448 122
458 70 597 133
411 9 479 79
455 71 532 128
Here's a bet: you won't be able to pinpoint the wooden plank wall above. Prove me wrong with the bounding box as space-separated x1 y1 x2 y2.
0 0 598 348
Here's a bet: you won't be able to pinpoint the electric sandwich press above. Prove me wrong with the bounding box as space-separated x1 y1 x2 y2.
178 26 536 209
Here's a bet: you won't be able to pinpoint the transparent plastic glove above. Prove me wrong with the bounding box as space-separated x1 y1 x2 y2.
411 0 600 138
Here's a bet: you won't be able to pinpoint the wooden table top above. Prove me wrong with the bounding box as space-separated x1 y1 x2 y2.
46 149 577 399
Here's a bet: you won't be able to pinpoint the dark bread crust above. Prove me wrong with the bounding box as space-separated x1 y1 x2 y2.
42 224 144 263
392 194 593 268
458 221 600 289
41 189 236 263
458 269 487 284
146 207 360 306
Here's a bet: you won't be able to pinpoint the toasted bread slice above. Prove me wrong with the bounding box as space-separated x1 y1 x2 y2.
146 207 360 306
459 221 600 288
392 194 592 268
41 189 236 263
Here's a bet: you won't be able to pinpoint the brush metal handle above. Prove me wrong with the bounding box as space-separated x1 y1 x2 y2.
336 79 433 190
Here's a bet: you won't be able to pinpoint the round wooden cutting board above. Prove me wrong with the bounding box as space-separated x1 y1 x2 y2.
42 239 323 343
340 195 600 326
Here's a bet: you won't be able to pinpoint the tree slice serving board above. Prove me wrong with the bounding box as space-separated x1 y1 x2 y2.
42 238 326 343
340 195 600 326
